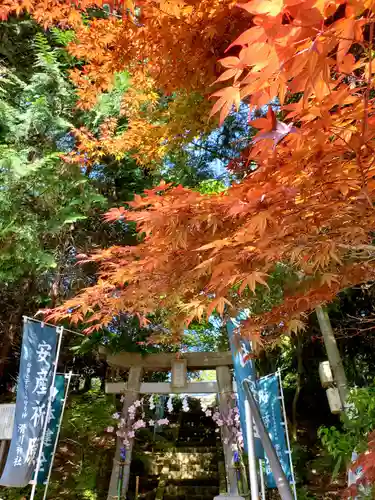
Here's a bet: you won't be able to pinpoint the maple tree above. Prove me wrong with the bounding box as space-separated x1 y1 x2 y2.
10 0 370 347
7 1 375 338
4 11 375 491
2 0 252 165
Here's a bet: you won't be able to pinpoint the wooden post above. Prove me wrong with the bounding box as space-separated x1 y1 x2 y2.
0 440 7 472
107 365 143 500
216 366 238 495
316 306 348 408
135 476 139 499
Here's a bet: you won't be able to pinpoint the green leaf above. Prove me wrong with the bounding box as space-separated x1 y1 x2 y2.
38 252 57 269
63 214 88 224
90 194 107 204
332 455 342 478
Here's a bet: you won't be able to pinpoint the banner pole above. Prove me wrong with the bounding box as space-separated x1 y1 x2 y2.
42 370 72 500
259 459 266 500
244 398 259 500
30 326 64 500
23 316 85 338
242 379 293 500
277 369 297 500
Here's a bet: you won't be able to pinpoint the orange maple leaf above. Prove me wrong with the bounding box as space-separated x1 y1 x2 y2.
238 0 284 16
238 271 269 294
206 296 234 318
210 86 241 125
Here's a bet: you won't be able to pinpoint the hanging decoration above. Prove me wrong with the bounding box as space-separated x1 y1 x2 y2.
181 395 189 412
106 392 244 456
167 396 173 413
149 395 155 410
106 396 172 450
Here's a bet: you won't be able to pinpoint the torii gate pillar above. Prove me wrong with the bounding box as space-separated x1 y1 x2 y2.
216 365 239 496
107 365 143 500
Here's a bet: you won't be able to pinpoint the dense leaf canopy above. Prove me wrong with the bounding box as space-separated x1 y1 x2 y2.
12 0 372 342
3 5 375 496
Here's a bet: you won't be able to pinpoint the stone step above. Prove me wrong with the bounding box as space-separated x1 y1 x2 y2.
148 450 217 458
151 456 218 465
169 462 218 470
164 484 220 491
165 486 220 493
177 458 217 466
149 467 218 477
155 461 218 468
167 472 219 482
166 446 218 453
133 409 222 499
144 449 220 474
166 470 219 480
148 463 219 477
168 460 219 468
163 483 220 500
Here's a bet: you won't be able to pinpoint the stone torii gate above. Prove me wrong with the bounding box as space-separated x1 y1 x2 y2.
101 350 238 500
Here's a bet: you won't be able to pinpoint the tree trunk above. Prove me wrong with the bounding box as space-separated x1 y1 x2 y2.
0 279 32 389
82 375 92 393
291 334 303 441
315 305 348 408
0 322 16 383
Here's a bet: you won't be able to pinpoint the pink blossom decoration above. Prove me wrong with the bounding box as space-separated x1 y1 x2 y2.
133 419 146 430
157 418 169 425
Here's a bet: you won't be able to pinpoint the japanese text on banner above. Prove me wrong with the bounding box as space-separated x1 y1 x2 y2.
0 321 57 487
257 374 292 488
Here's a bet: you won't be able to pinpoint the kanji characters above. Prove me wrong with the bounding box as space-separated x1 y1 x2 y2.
36 340 52 366
30 402 46 427
24 437 39 466
32 368 49 396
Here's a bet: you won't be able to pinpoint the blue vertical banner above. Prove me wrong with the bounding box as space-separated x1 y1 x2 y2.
227 310 263 458
0 320 57 487
37 375 65 484
257 374 292 488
